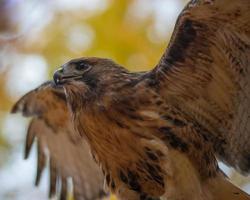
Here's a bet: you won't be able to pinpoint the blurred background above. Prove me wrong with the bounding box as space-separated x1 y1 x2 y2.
0 0 249 199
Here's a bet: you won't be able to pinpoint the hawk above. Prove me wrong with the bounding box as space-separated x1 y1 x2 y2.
12 0 250 199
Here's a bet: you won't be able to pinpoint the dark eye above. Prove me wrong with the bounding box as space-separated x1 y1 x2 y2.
75 61 90 71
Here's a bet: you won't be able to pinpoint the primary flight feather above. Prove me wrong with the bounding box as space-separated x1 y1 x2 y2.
12 0 250 199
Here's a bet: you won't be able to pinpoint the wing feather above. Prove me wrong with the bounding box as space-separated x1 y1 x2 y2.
49 159 58 198
36 137 46 186
11 81 106 200
25 118 37 159
60 176 68 200
155 0 250 174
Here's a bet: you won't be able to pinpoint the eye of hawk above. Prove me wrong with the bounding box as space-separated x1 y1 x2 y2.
75 61 91 71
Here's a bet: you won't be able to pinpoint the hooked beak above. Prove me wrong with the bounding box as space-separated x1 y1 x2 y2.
53 68 64 85
53 68 83 85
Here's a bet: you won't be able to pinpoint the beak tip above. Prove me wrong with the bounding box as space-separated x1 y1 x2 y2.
53 71 62 85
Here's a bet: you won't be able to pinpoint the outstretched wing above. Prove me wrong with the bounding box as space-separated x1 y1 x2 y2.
154 0 250 174
11 81 106 200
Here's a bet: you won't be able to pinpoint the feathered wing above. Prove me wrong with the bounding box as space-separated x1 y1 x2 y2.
11 81 106 200
154 0 250 175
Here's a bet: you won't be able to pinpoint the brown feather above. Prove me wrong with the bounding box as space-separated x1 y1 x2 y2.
49 159 58 198
24 118 37 159
35 137 46 186
60 176 68 200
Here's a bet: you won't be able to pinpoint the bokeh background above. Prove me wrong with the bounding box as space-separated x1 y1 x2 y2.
0 0 249 199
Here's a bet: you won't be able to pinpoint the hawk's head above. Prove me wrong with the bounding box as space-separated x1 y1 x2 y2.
53 57 128 110
54 57 127 84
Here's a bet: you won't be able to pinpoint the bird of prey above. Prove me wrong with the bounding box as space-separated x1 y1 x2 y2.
12 0 250 199
11 82 106 200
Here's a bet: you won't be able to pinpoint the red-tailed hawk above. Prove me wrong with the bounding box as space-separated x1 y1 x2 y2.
12 0 250 199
